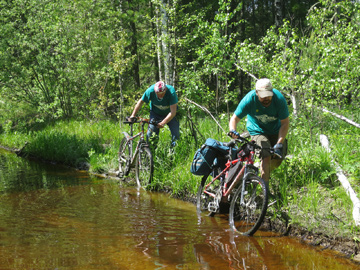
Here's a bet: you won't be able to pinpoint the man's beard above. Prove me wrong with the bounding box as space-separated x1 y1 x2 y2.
260 100 271 107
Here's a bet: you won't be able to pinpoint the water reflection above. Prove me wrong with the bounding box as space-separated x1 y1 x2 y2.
0 148 91 193
194 215 359 270
0 149 358 269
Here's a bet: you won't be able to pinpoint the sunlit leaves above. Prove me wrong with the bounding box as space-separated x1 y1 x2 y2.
235 0 360 110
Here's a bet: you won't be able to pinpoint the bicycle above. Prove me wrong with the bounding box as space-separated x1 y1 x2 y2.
197 134 279 236
118 117 158 187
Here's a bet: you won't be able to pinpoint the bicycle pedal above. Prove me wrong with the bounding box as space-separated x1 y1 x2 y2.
208 202 219 213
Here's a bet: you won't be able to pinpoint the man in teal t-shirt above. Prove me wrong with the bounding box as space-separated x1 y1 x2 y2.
229 78 290 184
130 81 179 147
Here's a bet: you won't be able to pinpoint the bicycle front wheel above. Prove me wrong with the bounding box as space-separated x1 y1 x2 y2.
229 175 268 236
135 146 153 187
118 137 131 178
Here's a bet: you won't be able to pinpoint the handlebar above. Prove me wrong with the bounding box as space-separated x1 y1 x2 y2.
225 132 260 149
123 116 160 126
226 132 282 159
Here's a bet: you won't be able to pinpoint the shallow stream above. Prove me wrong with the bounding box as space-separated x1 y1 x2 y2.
0 148 358 269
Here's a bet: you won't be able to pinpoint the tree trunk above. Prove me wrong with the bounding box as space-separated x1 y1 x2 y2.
290 91 298 117
160 0 171 84
130 20 140 88
251 0 257 42
156 8 163 81
275 0 282 27
150 2 159 81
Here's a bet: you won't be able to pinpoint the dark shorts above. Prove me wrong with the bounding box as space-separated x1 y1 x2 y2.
251 134 288 160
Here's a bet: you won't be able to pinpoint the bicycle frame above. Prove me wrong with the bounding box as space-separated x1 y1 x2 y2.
122 119 151 169
203 143 260 208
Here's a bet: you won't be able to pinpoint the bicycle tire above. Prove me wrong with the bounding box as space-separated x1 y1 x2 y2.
118 137 131 178
229 175 268 236
196 168 223 216
135 145 153 187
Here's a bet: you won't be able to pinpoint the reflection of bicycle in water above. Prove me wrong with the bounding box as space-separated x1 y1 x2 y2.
197 134 280 236
193 219 272 269
118 117 159 187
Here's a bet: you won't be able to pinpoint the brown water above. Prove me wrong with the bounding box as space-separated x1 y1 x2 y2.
0 149 359 269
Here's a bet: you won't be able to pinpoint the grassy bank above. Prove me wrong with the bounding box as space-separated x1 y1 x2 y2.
0 110 359 242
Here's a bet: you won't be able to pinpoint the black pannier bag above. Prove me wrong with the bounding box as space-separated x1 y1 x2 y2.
190 138 231 176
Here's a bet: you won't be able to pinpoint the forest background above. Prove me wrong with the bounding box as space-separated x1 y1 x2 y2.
1 0 360 251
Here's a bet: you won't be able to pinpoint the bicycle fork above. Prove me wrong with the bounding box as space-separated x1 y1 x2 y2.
133 142 148 169
208 185 223 213
239 165 258 207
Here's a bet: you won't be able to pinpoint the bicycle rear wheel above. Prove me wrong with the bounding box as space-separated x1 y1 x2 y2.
118 137 131 178
196 168 223 216
229 175 268 236
135 146 153 187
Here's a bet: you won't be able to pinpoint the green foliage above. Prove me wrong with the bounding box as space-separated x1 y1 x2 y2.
1 0 358 124
177 0 240 114
0 0 123 120
25 130 102 167
235 0 360 114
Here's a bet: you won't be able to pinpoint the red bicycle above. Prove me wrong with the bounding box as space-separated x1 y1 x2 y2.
197 135 277 236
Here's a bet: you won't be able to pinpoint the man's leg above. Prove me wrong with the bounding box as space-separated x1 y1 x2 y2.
167 117 180 148
147 111 161 146
251 135 272 184
261 156 271 183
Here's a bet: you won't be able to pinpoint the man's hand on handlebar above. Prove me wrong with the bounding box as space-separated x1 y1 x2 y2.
126 116 137 122
229 129 240 139
157 122 165 129
149 118 164 129
273 143 283 159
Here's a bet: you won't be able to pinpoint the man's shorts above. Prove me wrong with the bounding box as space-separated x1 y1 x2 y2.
251 134 288 160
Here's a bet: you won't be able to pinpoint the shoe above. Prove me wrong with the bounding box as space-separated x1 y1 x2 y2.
219 201 230 214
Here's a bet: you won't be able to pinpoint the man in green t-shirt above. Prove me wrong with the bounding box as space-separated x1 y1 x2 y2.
130 81 179 147
229 78 290 184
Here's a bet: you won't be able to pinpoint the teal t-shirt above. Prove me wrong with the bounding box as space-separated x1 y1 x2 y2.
234 89 289 135
141 84 178 116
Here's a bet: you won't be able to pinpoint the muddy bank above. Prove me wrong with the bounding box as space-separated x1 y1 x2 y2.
263 211 360 261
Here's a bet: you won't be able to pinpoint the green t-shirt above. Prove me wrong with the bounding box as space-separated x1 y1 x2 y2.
141 84 178 116
234 89 289 135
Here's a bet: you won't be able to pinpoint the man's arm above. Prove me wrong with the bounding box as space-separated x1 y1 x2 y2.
130 99 145 118
229 114 241 131
158 103 177 128
229 114 242 138
277 117 289 144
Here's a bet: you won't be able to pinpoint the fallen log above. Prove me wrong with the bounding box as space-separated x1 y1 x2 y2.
318 107 360 129
319 134 360 226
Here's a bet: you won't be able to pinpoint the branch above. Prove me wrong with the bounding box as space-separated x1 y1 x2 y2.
184 98 226 134
317 107 360 129
234 63 258 81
